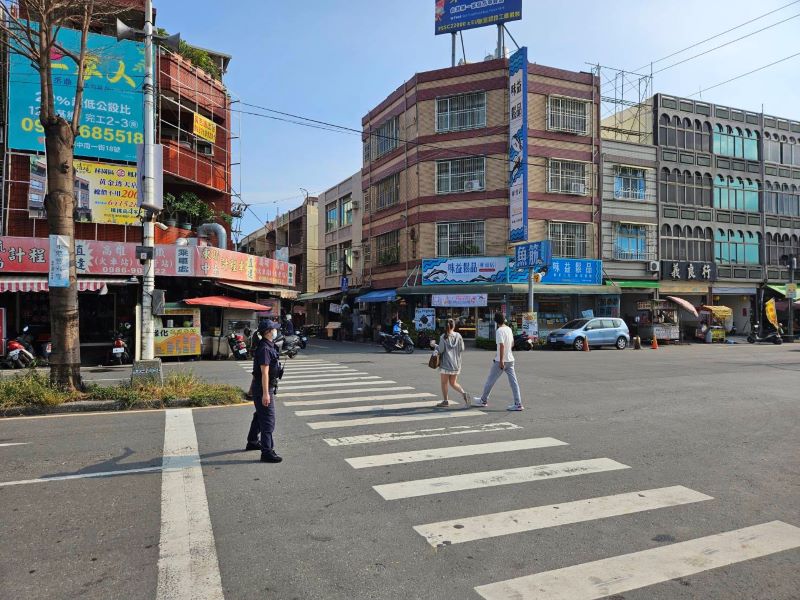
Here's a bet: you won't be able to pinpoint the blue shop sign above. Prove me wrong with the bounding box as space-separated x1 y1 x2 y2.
509 258 602 285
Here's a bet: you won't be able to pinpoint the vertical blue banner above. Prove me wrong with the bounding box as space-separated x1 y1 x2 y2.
508 47 528 242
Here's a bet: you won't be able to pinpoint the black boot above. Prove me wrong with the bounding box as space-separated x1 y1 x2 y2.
260 450 283 463
245 441 262 451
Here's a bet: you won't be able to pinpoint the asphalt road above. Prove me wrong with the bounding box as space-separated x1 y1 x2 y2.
1 340 798 599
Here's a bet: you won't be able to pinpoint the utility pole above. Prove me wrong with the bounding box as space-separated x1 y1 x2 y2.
141 0 156 360
788 255 797 342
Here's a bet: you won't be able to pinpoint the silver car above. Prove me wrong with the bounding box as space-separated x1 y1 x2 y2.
547 318 630 351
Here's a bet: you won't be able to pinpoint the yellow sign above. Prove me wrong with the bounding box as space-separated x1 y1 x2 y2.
765 298 779 329
193 112 217 143
155 308 202 357
787 283 797 300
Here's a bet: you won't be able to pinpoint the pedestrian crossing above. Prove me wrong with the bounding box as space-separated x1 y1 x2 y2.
264 356 800 597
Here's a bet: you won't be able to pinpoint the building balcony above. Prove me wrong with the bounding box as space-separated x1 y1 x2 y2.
163 139 228 192
158 51 228 121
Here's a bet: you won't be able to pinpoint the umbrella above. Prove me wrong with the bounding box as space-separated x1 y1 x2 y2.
665 296 699 318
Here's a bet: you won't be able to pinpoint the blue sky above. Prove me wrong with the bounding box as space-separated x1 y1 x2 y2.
155 1 800 238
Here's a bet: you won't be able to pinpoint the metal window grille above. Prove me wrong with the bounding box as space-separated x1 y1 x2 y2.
613 166 646 200
373 117 399 159
547 97 588 135
376 174 400 210
548 222 588 258
362 241 371 263
325 203 338 232
548 160 587 195
436 220 485 257
436 157 486 194
326 247 339 275
613 223 655 261
435 92 487 133
376 230 400 266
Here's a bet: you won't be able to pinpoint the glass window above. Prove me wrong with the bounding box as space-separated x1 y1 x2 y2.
614 223 648 260
436 92 487 133
764 134 781 163
714 176 757 213
326 246 339 275
325 203 338 232
436 220 485 257
548 160 587 195
614 166 646 200
339 195 353 227
549 222 588 258
375 174 399 210
436 157 486 194
548 97 588 134
714 229 759 265
743 130 759 160
375 230 400 266
373 117 399 159
340 241 353 271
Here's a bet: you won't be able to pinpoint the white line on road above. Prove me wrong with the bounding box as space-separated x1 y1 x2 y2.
281 372 367 382
346 437 568 469
474 521 800 600
0 442 29 447
282 379 395 391
324 422 522 446
281 366 350 372
156 408 223 600
284 386 414 398
414 485 712 547
307 410 486 430
374 458 629 501
295 400 444 417
0 466 162 487
285 393 436 407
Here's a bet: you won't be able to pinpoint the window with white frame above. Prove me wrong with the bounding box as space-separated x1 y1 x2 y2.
548 159 587 195
549 222 589 258
548 96 588 135
436 92 487 133
373 117 399 159
376 174 400 210
436 220 485 257
614 223 649 260
614 166 646 200
326 246 339 275
436 157 486 194
339 194 353 227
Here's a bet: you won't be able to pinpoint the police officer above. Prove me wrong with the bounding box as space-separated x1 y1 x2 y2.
245 320 283 463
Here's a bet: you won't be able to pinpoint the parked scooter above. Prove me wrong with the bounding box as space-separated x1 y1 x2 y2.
275 333 300 359
227 331 249 360
1 347 25 369
6 338 35 367
110 333 131 364
513 330 535 351
379 327 415 354
747 322 783 345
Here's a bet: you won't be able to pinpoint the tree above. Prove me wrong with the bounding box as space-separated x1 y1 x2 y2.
0 1 128 389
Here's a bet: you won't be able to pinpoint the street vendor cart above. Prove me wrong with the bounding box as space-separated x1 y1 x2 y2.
695 305 732 343
636 299 680 342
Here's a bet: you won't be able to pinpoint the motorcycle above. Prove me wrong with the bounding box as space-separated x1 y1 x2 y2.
1 348 25 369
7 338 35 367
110 334 131 365
379 328 415 354
227 332 249 360
275 333 300 359
513 331 535 351
747 322 783 345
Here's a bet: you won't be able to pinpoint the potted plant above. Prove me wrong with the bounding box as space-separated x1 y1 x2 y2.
177 191 199 230
162 192 178 227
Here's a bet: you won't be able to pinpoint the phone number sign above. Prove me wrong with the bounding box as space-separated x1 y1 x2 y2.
8 24 144 162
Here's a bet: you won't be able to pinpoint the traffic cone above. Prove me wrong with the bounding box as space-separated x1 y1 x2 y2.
651 336 659 350
583 337 590 352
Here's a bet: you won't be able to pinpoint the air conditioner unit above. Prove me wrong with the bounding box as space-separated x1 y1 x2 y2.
352 200 360 210
570 182 586 195
648 260 660 273
464 180 482 192
352 249 360 258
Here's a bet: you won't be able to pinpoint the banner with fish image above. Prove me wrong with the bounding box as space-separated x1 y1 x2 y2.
422 257 508 285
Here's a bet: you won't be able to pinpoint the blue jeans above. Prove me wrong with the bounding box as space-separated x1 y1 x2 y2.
479 361 522 406
248 386 277 452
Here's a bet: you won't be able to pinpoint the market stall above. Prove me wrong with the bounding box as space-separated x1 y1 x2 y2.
695 305 732 343
636 300 680 342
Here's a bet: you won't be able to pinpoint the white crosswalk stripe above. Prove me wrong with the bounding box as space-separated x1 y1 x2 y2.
282 379 395 391
282 366 350 372
474 521 800 600
306 410 486 430
295 400 445 417
282 372 367 381
285 393 437 407
345 437 567 469
414 485 712 547
323 422 522 446
285 386 414 398
373 458 630 501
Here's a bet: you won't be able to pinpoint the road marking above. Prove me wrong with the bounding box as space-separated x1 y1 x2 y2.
324 422 523 446
285 393 436 407
156 408 223 600
281 366 350 372
0 442 29 447
374 458 629 501
281 372 367 382
414 485 712 547
307 410 486 430
474 521 800 600
0 466 162 487
282 379 396 391
285 386 414 398
346 437 568 469
295 400 444 417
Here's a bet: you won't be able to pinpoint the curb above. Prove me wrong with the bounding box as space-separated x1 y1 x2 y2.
0 397 244 418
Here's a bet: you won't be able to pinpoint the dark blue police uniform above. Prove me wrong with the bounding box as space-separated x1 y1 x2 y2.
246 334 282 462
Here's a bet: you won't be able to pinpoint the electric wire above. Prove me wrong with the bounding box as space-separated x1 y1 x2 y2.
688 50 800 97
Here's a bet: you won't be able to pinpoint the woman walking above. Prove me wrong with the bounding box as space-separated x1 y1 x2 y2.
434 319 469 407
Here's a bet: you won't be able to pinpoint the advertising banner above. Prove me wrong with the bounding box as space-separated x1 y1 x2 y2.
765 298 779 330
48 235 70 288
8 25 145 162
435 0 522 35
0 236 295 287
509 258 603 285
155 308 201 357
193 112 217 143
508 47 528 242
422 257 508 285
431 294 488 307
415 308 436 330
513 240 551 270
521 312 538 340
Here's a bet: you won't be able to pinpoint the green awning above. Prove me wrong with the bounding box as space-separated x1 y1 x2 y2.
768 285 786 296
605 280 660 289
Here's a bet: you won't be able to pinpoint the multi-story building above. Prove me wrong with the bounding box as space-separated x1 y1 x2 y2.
360 56 611 331
652 93 800 332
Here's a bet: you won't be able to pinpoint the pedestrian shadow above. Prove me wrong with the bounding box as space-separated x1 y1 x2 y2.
39 447 162 479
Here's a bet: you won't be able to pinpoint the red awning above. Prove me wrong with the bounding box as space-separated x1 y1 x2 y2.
0 276 127 293
183 295 268 311
665 296 699 318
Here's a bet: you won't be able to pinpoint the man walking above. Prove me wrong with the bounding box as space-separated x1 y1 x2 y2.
473 313 524 411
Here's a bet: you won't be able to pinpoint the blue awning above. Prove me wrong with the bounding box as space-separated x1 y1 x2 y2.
355 289 397 303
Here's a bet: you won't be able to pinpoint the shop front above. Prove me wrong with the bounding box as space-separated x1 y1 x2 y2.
765 284 800 337
659 268 714 340
711 284 756 334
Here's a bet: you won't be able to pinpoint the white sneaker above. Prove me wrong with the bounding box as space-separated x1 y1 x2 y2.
472 397 487 407
506 403 524 411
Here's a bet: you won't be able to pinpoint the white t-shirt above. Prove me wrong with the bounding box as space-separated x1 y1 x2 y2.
494 324 515 363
